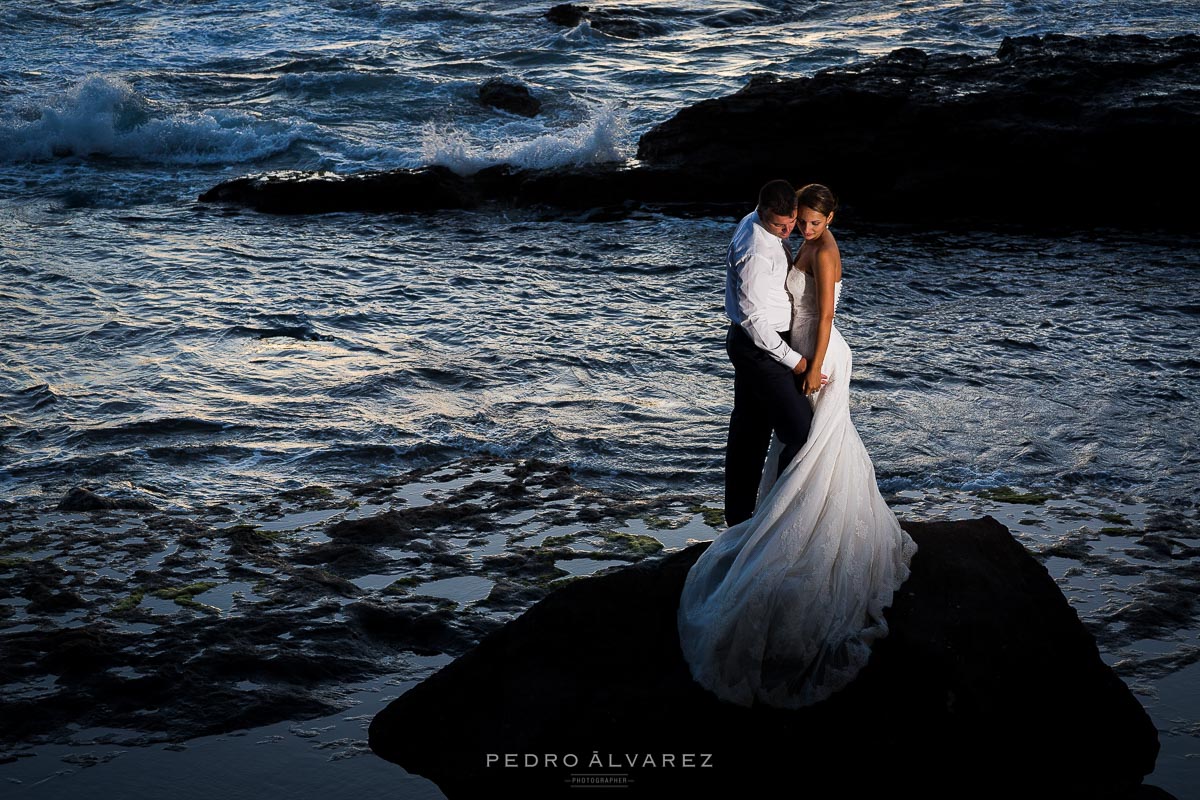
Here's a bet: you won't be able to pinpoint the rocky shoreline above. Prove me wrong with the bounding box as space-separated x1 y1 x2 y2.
0 457 717 752
3 460 1197 794
199 33 1200 228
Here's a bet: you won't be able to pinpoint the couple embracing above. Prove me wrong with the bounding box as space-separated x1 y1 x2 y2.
677 180 918 709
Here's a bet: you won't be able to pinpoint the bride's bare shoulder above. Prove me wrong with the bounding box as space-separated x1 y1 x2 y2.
813 236 842 281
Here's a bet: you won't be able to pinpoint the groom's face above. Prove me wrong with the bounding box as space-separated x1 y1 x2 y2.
760 209 798 239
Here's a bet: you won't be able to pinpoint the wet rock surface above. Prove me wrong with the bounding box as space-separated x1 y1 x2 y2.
0 457 716 751
57 486 157 512
370 517 1169 799
198 162 727 218
198 165 492 214
3 462 1197 791
636 32 1200 227
199 34 1200 229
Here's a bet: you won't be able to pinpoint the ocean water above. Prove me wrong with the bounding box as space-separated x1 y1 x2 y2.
2 1 1199 797
4 210 1197 507
2 0 1197 510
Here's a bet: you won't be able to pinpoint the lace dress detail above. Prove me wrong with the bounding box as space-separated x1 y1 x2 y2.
677 268 917 708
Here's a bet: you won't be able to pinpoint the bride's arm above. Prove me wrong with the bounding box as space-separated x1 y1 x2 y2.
803 250 838 396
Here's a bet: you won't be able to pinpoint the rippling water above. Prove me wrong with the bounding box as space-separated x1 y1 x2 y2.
3 208 1197 509
1 0 1199 796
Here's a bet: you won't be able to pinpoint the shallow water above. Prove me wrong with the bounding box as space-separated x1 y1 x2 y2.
0 667 451 799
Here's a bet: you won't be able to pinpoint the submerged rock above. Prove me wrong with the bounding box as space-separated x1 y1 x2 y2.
544 3 586 28
369 517 1167 799
479 78 541 118
197 166 500 214
201 34 1199 229
543 3 668 39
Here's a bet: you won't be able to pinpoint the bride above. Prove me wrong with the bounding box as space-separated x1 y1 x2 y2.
677 184 918 709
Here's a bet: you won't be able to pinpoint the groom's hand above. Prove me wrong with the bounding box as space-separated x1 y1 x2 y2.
793 356 808 375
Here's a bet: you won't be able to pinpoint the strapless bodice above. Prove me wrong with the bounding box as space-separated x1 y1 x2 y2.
785 267 842 324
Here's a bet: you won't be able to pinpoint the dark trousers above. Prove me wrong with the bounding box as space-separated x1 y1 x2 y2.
724 323 813 526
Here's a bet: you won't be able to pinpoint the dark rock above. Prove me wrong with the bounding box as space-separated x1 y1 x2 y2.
325 504 488 546
544 3 668 39
114 495 159 511
168 686 339 738
636 33 1200 227
294 541 394 575
56 486 157 512
699 8 776 29
221 524 282 558
347 600 473 654
198 165 511 215
184 644 368 686
476 578 551 611
199 34 1199 229
32 628 132 677
481 548 568 583
277 484 338 503
545 3 587 27
281 566 362 599
479 78 541 117
57 487 118 511
6 557 69 594
590 17 666 40
197 160 719 217
369 517 1165 799
0 571 492 747
428 551 471 569
24 586 88 615
325 508 422 544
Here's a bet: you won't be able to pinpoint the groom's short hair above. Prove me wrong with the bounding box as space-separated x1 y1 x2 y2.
757 180 797 218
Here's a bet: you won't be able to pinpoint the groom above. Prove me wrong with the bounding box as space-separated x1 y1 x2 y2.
723 179 814 526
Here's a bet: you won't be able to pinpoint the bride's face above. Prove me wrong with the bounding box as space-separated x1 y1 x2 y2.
797 206 833 241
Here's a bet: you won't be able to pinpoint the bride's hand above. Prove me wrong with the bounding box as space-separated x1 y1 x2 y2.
803 368 829 396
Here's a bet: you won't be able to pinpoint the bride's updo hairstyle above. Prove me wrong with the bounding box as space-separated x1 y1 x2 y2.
796 184 838 216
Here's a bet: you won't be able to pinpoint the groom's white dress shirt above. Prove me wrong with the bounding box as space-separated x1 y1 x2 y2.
725 210 803 371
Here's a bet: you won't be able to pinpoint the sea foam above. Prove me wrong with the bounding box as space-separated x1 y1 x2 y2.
418 101 627 175
0 74 313 164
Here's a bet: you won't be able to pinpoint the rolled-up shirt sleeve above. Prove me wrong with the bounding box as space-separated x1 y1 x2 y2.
732 251 803 371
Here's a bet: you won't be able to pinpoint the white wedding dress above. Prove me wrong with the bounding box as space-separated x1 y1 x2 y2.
677 267 918 709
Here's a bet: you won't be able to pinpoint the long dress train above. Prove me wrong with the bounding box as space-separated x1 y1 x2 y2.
677 270 917 708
